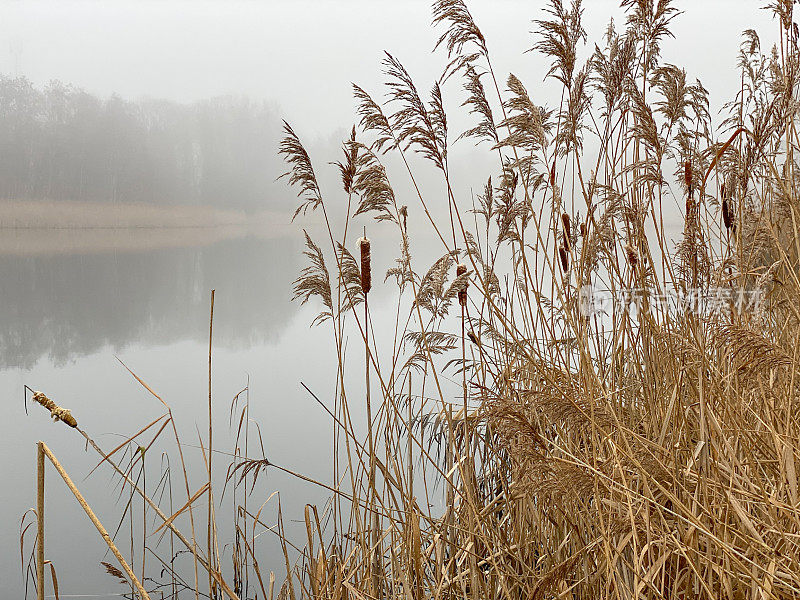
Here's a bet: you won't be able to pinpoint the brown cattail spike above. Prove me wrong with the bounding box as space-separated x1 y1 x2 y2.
359 237 371 294
456 263 468 307
684 161 693 196
721 184 733 231
722 198 732 231
558 244 569 272
561 213 571 250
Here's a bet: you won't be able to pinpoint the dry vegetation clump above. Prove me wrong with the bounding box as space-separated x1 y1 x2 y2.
22 1 800 599
274 0 800 597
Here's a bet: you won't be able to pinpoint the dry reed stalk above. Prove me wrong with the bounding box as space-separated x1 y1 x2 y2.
359 234 381 597
36 442 45 600
38 442 152 600
27 388 241 600
207 289 216 600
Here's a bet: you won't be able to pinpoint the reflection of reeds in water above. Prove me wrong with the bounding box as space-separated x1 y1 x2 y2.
20 0 800 598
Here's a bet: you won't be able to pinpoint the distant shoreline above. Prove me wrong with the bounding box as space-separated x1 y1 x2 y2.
0 200 296 255
0 199 250 228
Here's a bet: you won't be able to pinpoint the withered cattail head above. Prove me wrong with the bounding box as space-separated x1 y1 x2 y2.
722 198 733 231
456 263 468 307
399 205 408 231
579 222 586 238
721 184 733 231
561 213 571 250
558 244 569 272
625 242 638 267
549 159 557 187
31 390 78 428
359 236 371 294
684 161 693 196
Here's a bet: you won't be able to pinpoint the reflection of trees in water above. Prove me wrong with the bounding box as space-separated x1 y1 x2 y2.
0 236 301 369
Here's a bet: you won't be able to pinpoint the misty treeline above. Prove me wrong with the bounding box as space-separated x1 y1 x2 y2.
0 75 284 209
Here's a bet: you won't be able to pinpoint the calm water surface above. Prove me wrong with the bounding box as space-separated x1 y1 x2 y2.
1 227 341 598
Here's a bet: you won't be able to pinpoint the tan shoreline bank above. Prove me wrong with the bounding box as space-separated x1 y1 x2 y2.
0 200 296 255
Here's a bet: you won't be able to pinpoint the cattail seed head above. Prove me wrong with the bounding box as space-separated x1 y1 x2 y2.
625 242 638 267
558 244 569 272
561 213 571 250
359 236 371 294
456 263 468 307
722 198 733 230
684 161 693 196
32 391 78 428
579 222 586 238
721 184 733 231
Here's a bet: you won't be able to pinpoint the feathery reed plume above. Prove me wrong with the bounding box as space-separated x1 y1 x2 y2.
432 0 487 59
531 0 586 88
352 84 396 153
351 143 398 223
293 231 333 326
622 0 678 71
383 52 447 171
278 122 323 219
335 126 358 195
458 64 498 145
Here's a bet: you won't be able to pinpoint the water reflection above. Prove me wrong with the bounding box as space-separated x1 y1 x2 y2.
0 224 337 599
0 227 302 369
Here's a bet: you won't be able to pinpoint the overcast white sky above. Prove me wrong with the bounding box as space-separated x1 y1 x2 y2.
0 0 778 138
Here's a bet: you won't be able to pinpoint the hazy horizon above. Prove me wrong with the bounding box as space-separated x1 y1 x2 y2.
0 0 775 141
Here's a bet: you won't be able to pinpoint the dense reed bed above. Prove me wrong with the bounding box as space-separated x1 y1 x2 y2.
22 0 800 598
